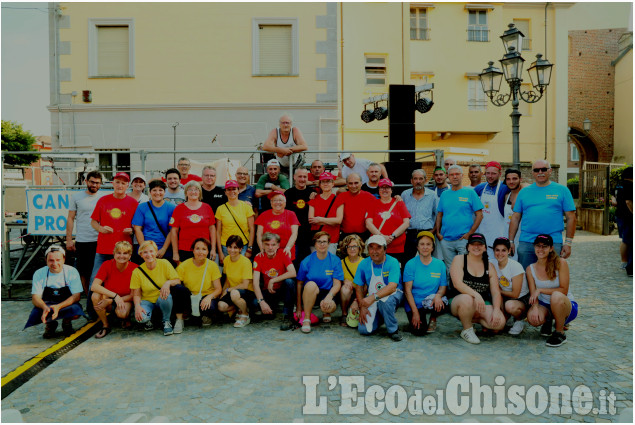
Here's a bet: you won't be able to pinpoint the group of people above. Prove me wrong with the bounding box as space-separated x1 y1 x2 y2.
26 116 579 347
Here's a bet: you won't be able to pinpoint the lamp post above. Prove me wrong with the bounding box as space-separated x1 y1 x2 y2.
172 122 179 166
479 23 554 169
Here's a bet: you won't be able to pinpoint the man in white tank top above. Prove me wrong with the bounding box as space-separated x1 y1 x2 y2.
262 114 308 169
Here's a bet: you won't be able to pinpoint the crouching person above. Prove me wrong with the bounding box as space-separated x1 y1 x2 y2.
353 235 404 341
131 241 180 336
252 232 297 330
91 241 138 339
175 238 223 329
25 245 85 338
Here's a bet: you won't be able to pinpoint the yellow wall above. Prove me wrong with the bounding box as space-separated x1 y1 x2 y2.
59 2 327 104
613 48 633 164
341 2 559 165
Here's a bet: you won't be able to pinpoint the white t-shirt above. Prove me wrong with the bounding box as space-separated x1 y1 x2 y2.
342 157 373 185
490 258 528 298
70 190 105 242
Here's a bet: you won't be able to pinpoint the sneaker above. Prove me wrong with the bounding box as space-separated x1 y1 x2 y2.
279 315 295 331
144 321 154 331
540 318 553 337
163 321 173 336
546 331 567 347
173 319 184 334
43 321 58 339
389 331 403 342
508 320 526 336
61 320 74 337
460 327 481 344
201 316 213 327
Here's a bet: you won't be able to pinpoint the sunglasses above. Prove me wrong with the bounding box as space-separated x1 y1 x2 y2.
533 167 549 173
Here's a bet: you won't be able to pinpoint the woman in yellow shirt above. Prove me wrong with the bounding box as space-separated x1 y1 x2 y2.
217 235 254 328
215 180 255 262
338 234 365 327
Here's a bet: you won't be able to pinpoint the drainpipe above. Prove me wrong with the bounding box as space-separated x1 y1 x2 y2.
340 2 345 151
544 2 549 160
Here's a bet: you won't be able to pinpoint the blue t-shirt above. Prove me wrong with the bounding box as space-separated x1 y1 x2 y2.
238 185 256 207
437 188 484 241
402 256 447 312
297 252 344 290
513 182 575 244
353 255 402 291
31 265 83 297
131 201 176 250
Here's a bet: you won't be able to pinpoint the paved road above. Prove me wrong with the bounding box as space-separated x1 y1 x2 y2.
1 231 632 422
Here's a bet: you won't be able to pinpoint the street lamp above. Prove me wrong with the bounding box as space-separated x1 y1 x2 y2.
479 23 554 169
583 118 592 133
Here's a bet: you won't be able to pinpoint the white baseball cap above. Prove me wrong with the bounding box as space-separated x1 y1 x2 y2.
267 159 281 168
340 152 353 161
366 235 387 247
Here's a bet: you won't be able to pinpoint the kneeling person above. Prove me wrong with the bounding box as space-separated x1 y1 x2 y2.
354 235 404 341
91 241 138 338
217 235 255 328
253 232 297 330
25 245 84 338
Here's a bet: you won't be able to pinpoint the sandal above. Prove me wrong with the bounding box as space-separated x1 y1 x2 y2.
427 321 437 333
233 314 251 328
322 314 332 323
339 318 348 327
95 327 111 339
121 319 132 330
301 319 311 333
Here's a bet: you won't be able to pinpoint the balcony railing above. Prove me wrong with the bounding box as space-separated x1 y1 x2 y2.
410 27 430 40
467 27 489 42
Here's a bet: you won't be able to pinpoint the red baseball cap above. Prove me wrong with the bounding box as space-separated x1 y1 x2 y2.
485 161 502 170
113 172 130 182
267 190 286 200
378 178 393 187
224 180 239 189
319 171 336 181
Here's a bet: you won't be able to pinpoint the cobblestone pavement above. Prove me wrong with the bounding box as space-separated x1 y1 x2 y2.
1 231 632 422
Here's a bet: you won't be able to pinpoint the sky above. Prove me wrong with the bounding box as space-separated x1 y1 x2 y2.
1 2 51 136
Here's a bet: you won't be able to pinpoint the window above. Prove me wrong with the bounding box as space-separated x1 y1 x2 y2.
97 150 130 180
513 19 531 51
365 55 387 86
410 8 429 40
88 19 134 78
570 143 580 162
467 78 487 110
252 18 298 76
467 10 488 42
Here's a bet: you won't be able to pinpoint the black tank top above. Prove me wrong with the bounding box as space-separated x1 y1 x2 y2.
462 254 491 302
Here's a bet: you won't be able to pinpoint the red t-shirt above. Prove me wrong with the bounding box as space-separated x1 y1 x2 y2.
337 190 376 234
307 174 319 182
95 259 138 296
255 209 300 260
253 250 293 291
181 174 202 185
309 193 342 243
169 203 215 252
91 194 139 254
366 199 411 253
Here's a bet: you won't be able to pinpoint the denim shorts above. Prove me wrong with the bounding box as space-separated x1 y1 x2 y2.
538 299 578 324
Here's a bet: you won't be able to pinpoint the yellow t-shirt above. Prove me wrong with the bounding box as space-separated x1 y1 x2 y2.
176 258 222 297
215 201 254 245
342 257 362 282
130 259 179 303
223 255 254 292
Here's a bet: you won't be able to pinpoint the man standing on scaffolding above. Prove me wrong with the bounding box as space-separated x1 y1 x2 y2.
262 114 308 176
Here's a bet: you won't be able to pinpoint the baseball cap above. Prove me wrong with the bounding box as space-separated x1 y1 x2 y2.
417 230 436 242
485 161 502 170
467 233 487 245
533 234 554 246
378 178 393 187
340 152 353 161
267 159 280 168
224 179 239 189
45 244 66 258
367 234 387 247
113 172 130 182
319 171 336 181
493 237 511 250
267 190 286 200
131 173 146 183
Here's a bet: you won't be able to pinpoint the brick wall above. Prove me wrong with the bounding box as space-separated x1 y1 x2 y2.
569 28 627 162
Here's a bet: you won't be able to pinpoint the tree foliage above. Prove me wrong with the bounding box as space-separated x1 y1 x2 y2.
1 120 40 166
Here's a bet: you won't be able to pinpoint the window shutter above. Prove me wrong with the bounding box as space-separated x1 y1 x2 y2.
97 26 129 76
259 25 292 75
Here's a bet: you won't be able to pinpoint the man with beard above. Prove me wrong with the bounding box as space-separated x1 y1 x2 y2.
402 169 438 259
164 168 186 205
337 173 375 241
361 163 383 199
284 168 316 266
66 170 105 297
201 165 227 214
502 168 525 260
431 166 450 200
509 160 577 269
474 161 511 258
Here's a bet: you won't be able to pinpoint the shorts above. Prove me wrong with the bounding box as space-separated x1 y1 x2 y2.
75 241 98 280
538 299 578 325
448 296 492 307
310 288 339 305
219 288 256 309
504 293 530 307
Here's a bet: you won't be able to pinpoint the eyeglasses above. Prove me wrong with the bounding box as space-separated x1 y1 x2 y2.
178 163 191 168
236 172 249 176
316 240 329 245
87 180 102 185
533 167 549 173
347 245 360 250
